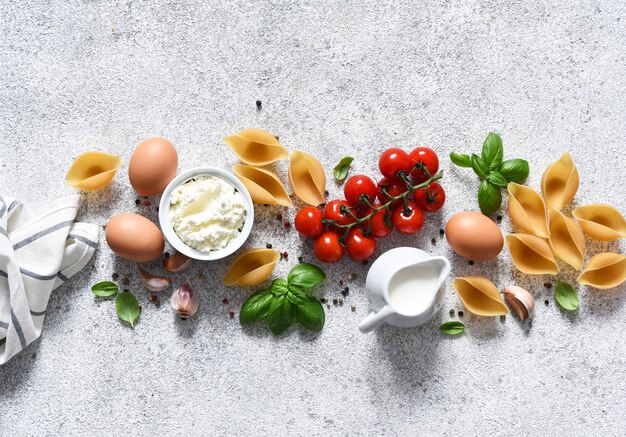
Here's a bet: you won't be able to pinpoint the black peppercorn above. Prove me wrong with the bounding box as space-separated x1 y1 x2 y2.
255 100 262 108
458 311 464 317
266 243 272 249
469 260 474 265
439 229 445 236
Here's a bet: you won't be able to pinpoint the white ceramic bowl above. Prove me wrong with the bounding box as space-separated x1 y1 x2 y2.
158 167 254 261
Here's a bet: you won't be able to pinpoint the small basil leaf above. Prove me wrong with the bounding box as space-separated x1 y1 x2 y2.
270 278 290 296
295 296 325 332
498 159 530 184
287 287 309 306
333 156 354 182
439 321 465 336
450 152 472 168
91 281 119 298
240 289 274 324
554 281 579 311
481 132 504 170
267 298 294 335
477 180 502 216
115 291 141 327
470 154 488 179
487 171 509 187
287 263 326 290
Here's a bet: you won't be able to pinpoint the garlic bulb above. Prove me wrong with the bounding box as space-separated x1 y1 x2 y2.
502 285 535 320
139 268 172 292
164 251 192 273
171 279 199 319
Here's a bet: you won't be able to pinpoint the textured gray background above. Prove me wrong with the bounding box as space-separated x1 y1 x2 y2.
1 0 625 435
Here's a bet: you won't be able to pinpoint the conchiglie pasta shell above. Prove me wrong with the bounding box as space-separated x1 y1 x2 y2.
452 276 509 316
541 152 579 210
507 183 550 238
288 150 326 206
233 164 292 207
577 253 626 290
505 233 560 275
548 209 585 270
222 248 281 286
66 151 122 190
572 204 626 241
224 128 289 166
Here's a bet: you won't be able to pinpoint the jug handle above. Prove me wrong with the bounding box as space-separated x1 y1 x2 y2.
358 305 395 333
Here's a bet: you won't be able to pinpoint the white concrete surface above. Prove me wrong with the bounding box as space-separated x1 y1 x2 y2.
1 1 625 435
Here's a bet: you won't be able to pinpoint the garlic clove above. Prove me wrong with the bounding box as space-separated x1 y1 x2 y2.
171 279 198 319
164 251 192 273
139 268 172 292
503 285 535 320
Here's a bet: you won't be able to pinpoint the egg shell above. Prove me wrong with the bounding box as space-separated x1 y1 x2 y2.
105 213 165 262
129 137 178 196
445 211 504 260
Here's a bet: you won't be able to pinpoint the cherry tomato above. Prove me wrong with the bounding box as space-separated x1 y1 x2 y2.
344 175 378 206
344 228 377 261
391 201 425 235
409 147 439 182
377 177 407 208
314 231 344 263
324 200 356 231
294 207 324 238
378 148 415 179
369 208 394 238
413 182 446 213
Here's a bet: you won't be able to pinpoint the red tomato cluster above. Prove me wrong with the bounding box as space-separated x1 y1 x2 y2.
295 147 445 263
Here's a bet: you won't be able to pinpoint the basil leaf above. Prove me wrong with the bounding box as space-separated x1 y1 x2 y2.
91 281 118 298
240 289 274 324
287 287 309 306
470 154 488 179
450 152 471 168
115 291 140 327
481 132 503 170
554 281 579 311
267 298 294 335
287 263 326 290
487 171 509 187
477 180 502 216
498 159 529 184
439 321 465 336
333 156 354 182
295 296 325 332
270 278 289 296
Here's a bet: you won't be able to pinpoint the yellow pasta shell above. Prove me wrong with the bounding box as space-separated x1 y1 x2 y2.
222 248 281 286
66 151 122 190
577 252 626 290
452 276 509 316
224 128 288 166
572 204 626 241
505 233 560 275
548 209 585 270
288 150 326 206
232 164 292 207
541 152 579 210
507 183 550 238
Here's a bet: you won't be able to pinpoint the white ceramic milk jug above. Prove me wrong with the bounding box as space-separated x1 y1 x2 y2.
358 247 451 333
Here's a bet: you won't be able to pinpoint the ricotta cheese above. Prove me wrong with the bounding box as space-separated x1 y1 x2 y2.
169 176 247 252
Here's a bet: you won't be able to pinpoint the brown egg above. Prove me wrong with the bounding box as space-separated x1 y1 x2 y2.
105 213 164 262
129 137 178 196
445 211 503 260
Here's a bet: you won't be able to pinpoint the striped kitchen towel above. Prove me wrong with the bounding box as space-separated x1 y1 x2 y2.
0 194 98 365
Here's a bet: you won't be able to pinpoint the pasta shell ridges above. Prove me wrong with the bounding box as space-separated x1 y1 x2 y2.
572 204 626 241
541 152 579 210
548 208 585 270
577 252 626 290
507 183 550 238
233 164 292 207
222 248 281 286
505 233 560 275
66 151 122 191
224 128 289 166
452 276 509 316
288 150 326 206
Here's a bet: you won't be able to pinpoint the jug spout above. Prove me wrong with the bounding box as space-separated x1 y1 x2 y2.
358 305 395 333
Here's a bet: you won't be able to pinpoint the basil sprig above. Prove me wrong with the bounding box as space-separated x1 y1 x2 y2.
333 156 354 182
554 281 579 311
439 321 466 336
240 263 326 335
450 132 529 216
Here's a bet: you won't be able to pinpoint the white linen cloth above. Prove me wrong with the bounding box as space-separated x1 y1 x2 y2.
0 194 98 365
